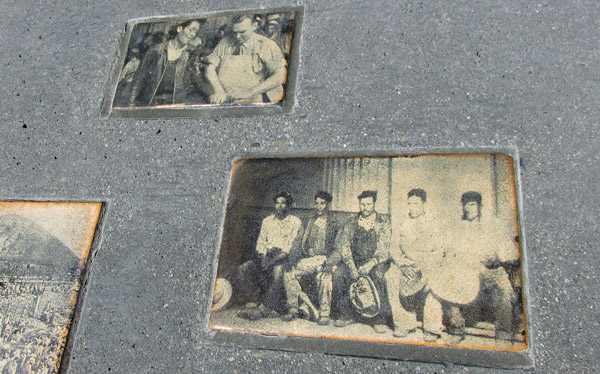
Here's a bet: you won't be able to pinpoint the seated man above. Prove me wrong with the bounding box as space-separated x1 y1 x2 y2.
282 191 339 325
385 188 434 338
321 190 392 332
238 192 302 320
425 191 518 341
205 15 287 104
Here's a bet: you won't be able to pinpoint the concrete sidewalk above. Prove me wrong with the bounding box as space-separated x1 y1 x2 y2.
0 0 598 373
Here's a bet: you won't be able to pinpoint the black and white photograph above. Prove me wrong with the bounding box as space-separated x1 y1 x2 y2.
210 154 529 356
0 202 102 374
104 8 301 117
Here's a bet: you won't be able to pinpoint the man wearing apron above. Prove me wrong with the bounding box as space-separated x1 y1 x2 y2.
424 192 518 341
205 15 286 104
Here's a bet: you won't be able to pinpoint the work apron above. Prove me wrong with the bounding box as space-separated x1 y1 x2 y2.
217 53 263 104
427 258 481 305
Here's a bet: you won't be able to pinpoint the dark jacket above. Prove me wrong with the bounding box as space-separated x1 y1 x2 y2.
287 213 339 265
326 212 391 273
130 42 194 106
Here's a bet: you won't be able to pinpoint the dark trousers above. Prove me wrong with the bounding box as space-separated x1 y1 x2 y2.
239 260 285 312
326 265 391 326
455 268 516 335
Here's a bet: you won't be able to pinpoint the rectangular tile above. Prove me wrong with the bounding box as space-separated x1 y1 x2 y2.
0 202 103 374
102 7 303 118
205 151 533 368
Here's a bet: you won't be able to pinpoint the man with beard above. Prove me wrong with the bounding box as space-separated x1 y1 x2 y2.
205 15 287 104
238 192 302 320
281 191 339 325
321 190 392 332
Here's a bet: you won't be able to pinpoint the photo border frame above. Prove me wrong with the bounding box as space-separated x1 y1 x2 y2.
100 6 304 119
200 146 535 369
0 199 108 374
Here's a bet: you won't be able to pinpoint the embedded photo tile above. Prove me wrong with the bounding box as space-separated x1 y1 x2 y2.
209 154 530 365
0 202 103 374
104 7 302 118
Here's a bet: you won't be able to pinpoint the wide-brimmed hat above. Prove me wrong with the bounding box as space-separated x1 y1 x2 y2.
349 275 380 318
211 278 232 312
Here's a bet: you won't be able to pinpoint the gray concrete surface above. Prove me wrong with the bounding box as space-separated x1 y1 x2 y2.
0 0 598 373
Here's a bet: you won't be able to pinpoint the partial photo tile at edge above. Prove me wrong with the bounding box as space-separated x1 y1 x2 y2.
0 202 102 374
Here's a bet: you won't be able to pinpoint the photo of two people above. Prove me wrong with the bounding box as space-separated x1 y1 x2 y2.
112 11 297 109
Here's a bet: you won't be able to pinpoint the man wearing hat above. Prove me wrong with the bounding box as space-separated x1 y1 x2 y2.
461 191 483 222
238 192 302 320
321 190 392 331
425 191 518 340
461 191 518 340
282 191 339 324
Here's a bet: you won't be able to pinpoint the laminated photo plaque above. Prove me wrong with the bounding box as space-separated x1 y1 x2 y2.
206 150 533 369
102 7 303 118
0 202 104 374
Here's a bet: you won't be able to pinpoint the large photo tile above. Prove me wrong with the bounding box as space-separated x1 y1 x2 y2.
208 153 532 367
0 202 103 374
103 7 302 118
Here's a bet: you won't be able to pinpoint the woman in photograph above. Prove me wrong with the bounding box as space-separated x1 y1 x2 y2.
129 20 201 106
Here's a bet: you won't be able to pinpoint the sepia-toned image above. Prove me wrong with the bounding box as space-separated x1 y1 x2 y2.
0 202 103 374
103 7 302 118
209 154 530 364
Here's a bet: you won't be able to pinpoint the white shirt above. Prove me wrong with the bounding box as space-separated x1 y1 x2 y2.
255 213 302 256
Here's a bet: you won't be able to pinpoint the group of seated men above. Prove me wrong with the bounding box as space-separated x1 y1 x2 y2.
237 188 520 342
